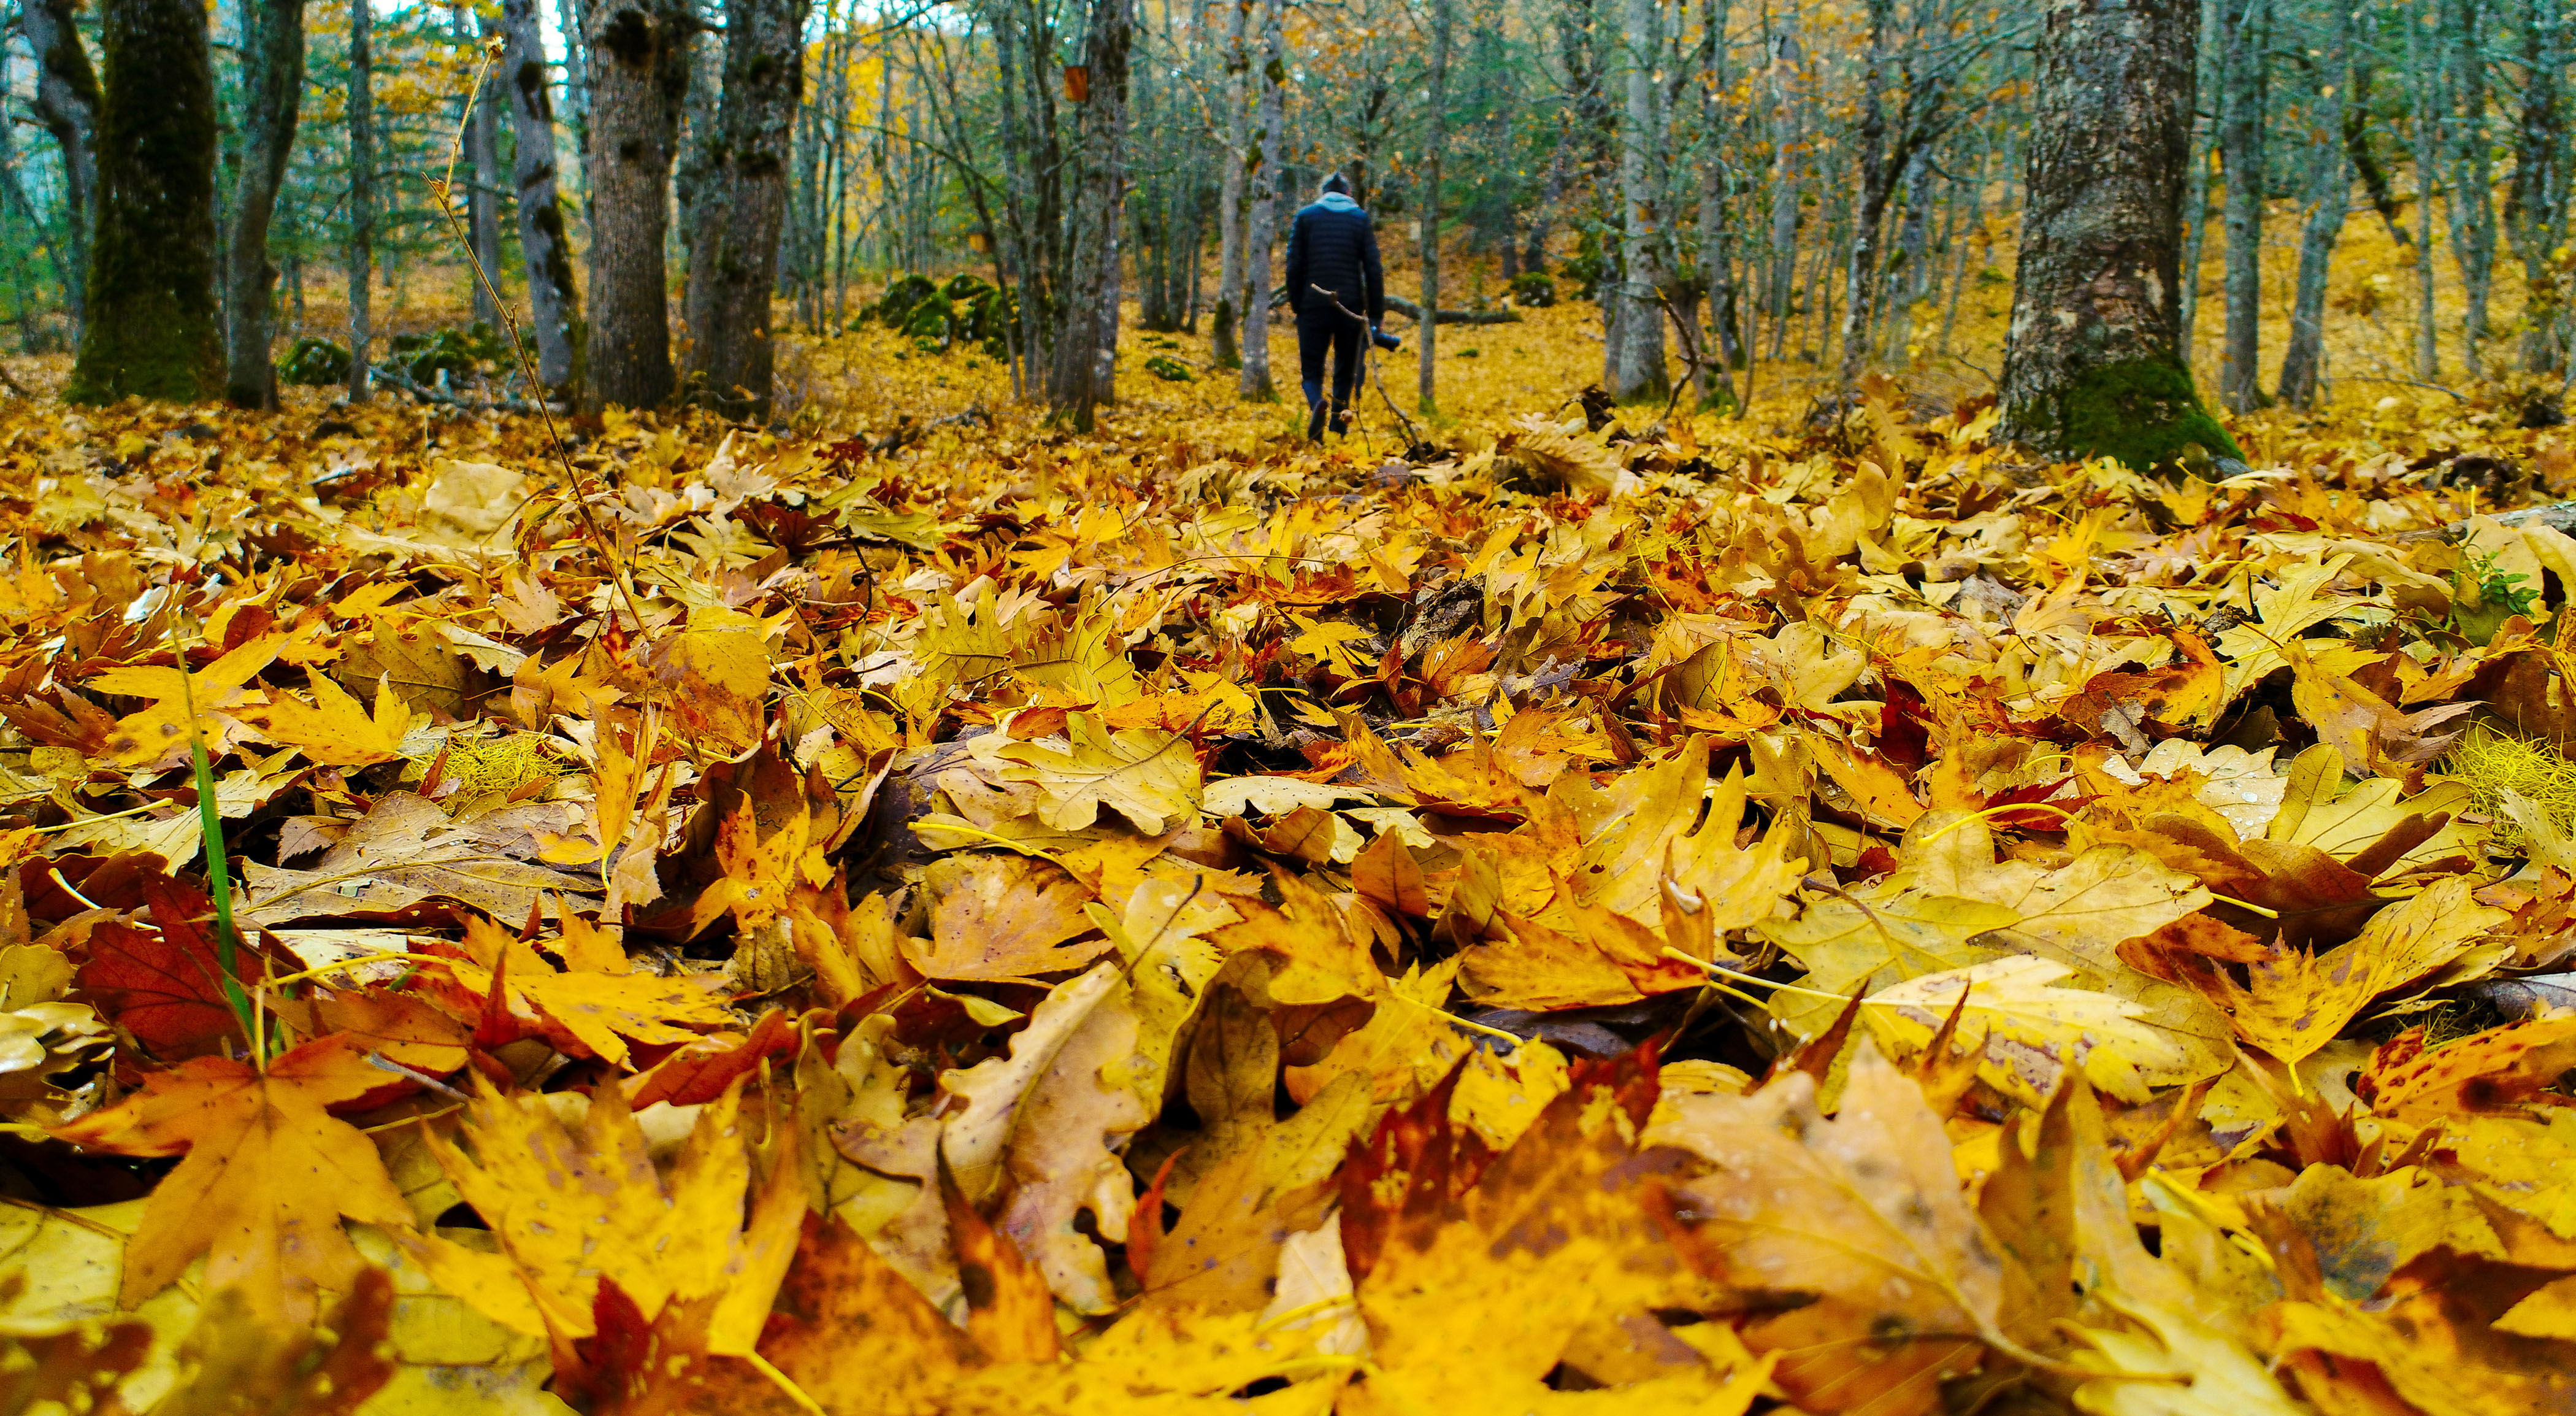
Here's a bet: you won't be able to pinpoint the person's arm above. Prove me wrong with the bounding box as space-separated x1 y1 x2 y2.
1284 212 1307 316
1360 218 1386 326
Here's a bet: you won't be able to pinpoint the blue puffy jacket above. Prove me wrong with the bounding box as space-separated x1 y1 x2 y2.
1284 193 1386 326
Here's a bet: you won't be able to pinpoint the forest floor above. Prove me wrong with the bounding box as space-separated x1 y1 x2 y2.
8 253 2576 1416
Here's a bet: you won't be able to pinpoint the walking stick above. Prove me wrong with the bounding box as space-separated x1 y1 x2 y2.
1313 284 1425 453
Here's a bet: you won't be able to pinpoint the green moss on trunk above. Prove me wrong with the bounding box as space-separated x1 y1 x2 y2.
65 0 221 406
2034 358 2242 472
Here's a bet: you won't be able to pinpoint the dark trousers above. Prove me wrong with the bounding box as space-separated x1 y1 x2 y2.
1295 304 1365 412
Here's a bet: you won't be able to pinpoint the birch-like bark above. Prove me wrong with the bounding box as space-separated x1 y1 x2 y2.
2511 0 2569 371
1612 0 1666 400
1236 0 1281 402
1048 0 1135 427
22 0 96 325
2214 0 2264 412
499 0 580 396
1211 0 1250 368
2448 0 2497 377
2408 10 2443 379
221 0 301 407
1697 0 1737 404
2277 0 2352 407
347 0 374 401
1422 0 1453 413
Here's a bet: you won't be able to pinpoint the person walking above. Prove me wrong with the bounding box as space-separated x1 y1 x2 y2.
1284 171 1387 441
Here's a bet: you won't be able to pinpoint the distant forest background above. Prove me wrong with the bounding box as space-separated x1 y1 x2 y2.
1 0 2565 430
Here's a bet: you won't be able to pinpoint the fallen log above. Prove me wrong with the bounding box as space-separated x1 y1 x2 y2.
2459 501 2576 538
1382 294 1523 326
2387 499 2576 544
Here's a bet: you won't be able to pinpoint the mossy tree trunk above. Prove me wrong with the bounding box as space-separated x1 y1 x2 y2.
580 0 695 412
65 0 221 405
222 0 303 409
500 0 582 398
1996 0 2241 470
681 0 808 420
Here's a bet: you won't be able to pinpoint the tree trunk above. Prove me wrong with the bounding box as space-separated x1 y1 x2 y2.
2408 12 2442 379
65 0 221 404
1211 0 1246 367
1997 0 2237 468
1763 45 1803 358
991 0 1062 400
1048 0 1135 428
1420 0 1453 414
580 0 694 411
468 13 503 329
1834 0 1892 387
2448 0 2498 377
23 0 98 327
683 0 807 419
2345 63 2413 246
499 0 581 396
1937 134 1986 355
2177 0 2214 363
2215 0 2264 412
347 0 374 401
555 0 592 180
1696 0 1738 405
1236 0 1281 402
2276 0 2352 409
672 26 722 276
1611 0 1666 401
2512 0 2569 372
220 0 301 408
1880 142 1934 361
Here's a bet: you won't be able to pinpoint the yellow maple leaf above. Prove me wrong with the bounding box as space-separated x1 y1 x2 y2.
91 631 292 769
394 1080 801 1349
248 671 416 766
50 1033 413 1325
986 715 1203 834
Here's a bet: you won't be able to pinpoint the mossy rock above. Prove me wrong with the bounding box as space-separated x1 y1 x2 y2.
1144 355 1194 382
388 326 501 383
1508 271 1556 309
873 275 940 326
873 274 1018 358
900 302 955 343
2026 358 2243 473
279 336 351 387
